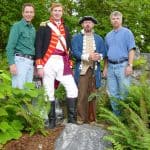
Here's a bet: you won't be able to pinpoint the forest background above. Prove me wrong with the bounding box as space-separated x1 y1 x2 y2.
0 0 150 60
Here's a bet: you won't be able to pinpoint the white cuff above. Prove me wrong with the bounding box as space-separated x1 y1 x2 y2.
37 65 43 69
98 54 103 62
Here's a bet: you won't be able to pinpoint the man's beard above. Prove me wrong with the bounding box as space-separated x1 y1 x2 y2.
84 26 92 33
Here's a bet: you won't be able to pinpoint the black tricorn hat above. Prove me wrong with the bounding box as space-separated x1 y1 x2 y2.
79 16 98 24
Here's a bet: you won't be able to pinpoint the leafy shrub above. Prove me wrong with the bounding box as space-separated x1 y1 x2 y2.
133 56 147 69
96 74 150 149
0 70 48 145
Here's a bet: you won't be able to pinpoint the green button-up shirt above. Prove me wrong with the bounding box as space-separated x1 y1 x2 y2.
6 19 36 65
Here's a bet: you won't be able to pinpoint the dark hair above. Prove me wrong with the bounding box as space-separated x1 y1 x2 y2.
22 3 35 12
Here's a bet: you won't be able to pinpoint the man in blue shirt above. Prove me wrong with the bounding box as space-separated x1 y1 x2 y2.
6 3 35 89
103 11 136 115
72 16 106 124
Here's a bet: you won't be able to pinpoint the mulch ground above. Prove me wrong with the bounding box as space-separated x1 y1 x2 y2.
3 125 64 150
2 121 108 150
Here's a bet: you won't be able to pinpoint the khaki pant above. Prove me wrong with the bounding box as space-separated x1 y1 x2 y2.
77 68 96 123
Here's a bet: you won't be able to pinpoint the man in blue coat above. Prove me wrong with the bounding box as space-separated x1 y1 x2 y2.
71 16 106 124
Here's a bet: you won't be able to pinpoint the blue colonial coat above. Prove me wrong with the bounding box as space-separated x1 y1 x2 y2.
71 32 106 88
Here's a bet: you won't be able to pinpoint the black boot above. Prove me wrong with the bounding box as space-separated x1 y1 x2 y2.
66 98 77 123
48 101 56 129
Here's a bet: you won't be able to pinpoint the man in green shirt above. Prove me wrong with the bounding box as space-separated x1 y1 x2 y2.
6 3 35 89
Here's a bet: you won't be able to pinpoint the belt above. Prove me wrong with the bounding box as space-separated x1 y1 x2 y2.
15 53 34 60
108 58 128 64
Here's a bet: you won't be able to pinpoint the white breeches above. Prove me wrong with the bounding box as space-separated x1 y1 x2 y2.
43 55 78 101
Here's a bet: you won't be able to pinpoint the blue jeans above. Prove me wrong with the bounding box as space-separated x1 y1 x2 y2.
12 56 34 89
107 61 130 115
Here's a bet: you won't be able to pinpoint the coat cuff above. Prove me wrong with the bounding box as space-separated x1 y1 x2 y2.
36 59 44 68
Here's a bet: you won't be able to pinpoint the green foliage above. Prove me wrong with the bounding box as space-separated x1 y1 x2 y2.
1 0 150 53
0 53 9 73
64 0 150 53
0 0 49 52
55 84 66 101
133 56 147 69
97 75 150 149
104 136 124 150
0 120 23 144
0 70 48 145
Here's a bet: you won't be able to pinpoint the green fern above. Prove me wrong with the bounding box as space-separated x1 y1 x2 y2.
120 101 150 149
100 108 135 147
103 136 124 150
139 98 149 127
97 73 150 149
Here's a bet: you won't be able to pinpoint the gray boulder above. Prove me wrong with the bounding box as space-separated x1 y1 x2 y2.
55 123 111 150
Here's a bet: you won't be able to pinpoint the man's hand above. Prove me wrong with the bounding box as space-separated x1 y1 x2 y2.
10 64 17 75
103 67 107 78
89 52 102 61
37 68 44 78
125 66 133 76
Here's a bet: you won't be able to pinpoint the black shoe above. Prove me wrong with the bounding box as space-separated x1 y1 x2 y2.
66 98 77 123
48 101 56 129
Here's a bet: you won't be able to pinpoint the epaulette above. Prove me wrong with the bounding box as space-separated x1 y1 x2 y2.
40 20 49 26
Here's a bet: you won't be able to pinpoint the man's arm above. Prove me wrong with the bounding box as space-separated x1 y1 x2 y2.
103 58 108 78
71 35 82 60
128 49 135 67
6 24 19 75
125 49 135 76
